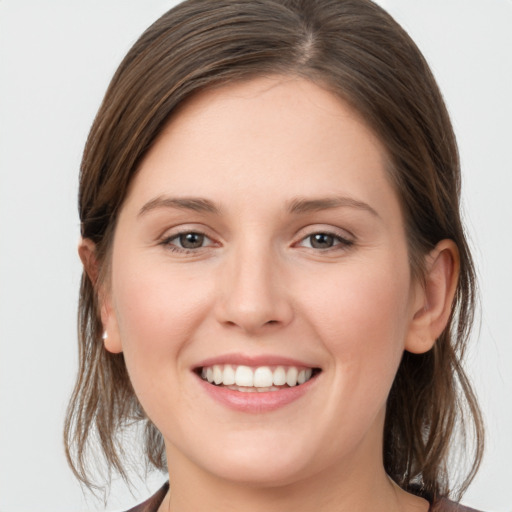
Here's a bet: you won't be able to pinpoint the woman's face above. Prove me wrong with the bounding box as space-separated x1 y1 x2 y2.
102 76 425 486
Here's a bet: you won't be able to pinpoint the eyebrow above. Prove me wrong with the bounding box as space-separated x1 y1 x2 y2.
138 196 221 217
287 196 379 217
137 194 379 218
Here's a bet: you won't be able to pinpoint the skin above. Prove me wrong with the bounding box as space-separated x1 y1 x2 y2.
80 76 459 512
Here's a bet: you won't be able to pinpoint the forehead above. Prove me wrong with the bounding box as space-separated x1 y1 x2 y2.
119 76 396 228
129 76 391 200
166 75 381 154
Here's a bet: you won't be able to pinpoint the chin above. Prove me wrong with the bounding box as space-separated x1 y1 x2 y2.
174 432 316 488
208 456 311 488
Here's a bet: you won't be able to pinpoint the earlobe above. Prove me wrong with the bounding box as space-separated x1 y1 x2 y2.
405 240 460 354
101 329 123 354
99 300 123 354
78 238 123 354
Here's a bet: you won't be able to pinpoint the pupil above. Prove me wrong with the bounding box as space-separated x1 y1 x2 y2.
311 233 334 249
180 233 204 249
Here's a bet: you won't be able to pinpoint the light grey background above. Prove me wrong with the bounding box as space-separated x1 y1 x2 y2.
0 1 511 511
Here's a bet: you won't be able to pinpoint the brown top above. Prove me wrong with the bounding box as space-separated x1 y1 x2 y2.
124 482 483 512
125 482 169 512
431 500 482 512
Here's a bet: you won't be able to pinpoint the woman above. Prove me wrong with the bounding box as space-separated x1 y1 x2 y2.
65 1 485 511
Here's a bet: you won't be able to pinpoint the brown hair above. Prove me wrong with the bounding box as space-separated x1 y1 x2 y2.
65 0 484 500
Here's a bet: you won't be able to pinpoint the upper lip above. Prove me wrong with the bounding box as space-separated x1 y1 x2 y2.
193 353 321 370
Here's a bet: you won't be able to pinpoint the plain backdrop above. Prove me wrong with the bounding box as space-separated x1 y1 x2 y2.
0 1 511 511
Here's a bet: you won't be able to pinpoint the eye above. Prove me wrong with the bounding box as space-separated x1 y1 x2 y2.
162 231 214 252
176 232 206 249
298 231 353 250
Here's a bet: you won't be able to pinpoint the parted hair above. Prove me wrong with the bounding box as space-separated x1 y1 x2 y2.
65 0 484 500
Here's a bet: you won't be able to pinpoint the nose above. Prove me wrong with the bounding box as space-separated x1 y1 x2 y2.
215 242 294 335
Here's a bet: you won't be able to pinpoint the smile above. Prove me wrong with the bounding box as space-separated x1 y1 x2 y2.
199 364 318 392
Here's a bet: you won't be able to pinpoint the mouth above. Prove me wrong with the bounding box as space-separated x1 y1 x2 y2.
196 364 321 393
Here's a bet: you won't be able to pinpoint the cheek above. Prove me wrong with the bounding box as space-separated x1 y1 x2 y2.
109 259 219 436
298 253 412 381
110 256 212 380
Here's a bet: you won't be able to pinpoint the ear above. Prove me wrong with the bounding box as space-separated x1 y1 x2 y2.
405 239 460 354
78 238 123 354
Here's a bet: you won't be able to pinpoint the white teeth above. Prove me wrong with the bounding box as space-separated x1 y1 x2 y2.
257 386 278 392
286 367 298 387
253 366 273 387
200 364 316 389
223 365 236 385
213 365 223 385
273 366 286 386
235 365 254 387
227 385 280 393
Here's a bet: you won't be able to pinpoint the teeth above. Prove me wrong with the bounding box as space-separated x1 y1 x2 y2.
253 366 273 387
200 364 316 389
273 366 286 386
286 367 298 387
227 385 280 393
235 365 254 387
223 364 235 385
213 365 223 385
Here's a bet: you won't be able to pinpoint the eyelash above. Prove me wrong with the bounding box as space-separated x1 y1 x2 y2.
160 231 216 254
296 231 354 251
160 229 354 254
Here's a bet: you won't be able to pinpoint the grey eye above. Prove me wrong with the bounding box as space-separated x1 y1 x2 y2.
178 233 205 249
309 233 335 249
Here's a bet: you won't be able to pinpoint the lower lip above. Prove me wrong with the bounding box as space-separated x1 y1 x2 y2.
196 374 319 413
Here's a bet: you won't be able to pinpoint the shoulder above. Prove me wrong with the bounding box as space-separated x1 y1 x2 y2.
124 482 169 512
431 498 484 512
